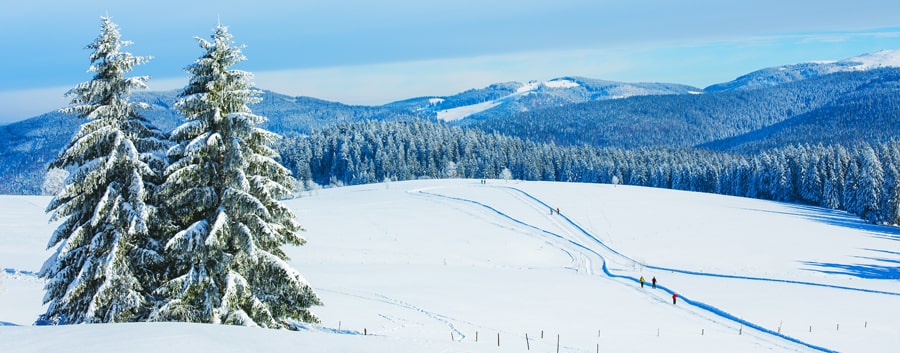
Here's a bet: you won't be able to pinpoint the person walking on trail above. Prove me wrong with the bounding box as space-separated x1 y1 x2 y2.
639 276 645 288
672 293 678 304
651 276 657 289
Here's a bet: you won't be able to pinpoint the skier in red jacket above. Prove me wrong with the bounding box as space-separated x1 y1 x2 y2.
672 293 678 304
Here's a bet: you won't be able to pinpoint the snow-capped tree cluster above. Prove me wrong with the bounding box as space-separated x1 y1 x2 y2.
39 17 320 328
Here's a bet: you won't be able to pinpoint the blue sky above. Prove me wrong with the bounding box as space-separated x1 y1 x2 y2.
2 0 900 123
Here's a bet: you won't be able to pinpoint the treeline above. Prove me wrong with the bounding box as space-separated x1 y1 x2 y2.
280 119 900 225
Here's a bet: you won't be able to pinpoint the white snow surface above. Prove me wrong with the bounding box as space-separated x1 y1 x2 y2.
436 99 502 122
516 81 541 93
543 78 580 89
2 179 899 352
436 79 581 121
838 49 900 71
807 50 900 74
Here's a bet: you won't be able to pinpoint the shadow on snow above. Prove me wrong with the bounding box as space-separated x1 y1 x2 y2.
802 249 900 280
740 203 900 240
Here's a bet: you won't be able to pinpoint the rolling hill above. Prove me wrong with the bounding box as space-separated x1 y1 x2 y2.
2 179 899 352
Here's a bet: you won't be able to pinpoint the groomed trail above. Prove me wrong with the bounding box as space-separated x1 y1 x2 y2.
410 183 892 353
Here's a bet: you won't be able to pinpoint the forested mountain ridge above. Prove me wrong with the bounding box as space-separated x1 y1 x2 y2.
460 68 900 151
701 68 900 152
2 51 900 195
705 49 900 92
388 77 701 121
0 89 421 194
0 77 700 194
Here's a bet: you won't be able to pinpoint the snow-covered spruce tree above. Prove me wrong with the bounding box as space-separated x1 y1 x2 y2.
41 168 69 196
39 17 167 325
151 24 320 327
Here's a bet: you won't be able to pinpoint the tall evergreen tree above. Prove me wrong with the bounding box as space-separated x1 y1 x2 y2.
39 17 166 324
878 142 900 225
152 24 320 327
855 146 884 222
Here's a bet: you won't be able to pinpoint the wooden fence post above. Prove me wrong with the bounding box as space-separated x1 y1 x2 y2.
556 334 560 353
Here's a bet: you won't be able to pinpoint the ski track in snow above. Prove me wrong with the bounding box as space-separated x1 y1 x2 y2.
292 322 366 336
501 186 900 297
3 268 39 278
315 288 468 341
412 185 856 353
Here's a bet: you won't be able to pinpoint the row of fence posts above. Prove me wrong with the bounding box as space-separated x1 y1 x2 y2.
442 329 570 352
343 320 870 350
440 321 871 351
777 320 868 333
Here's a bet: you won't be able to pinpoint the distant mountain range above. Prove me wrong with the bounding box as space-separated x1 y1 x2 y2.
387 77 701 122
2 50 900 194
397 49 900 122
706 50 900 92
463 66 900 151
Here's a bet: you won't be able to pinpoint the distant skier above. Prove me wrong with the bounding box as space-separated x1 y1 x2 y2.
556 207 560 214
651 276 657 289
639 276 645 288
672 293 678 305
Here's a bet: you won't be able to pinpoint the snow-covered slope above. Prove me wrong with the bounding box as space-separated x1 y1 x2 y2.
706 49 900 92
435 79 577 121
436 99 503 122
428 77 699 121
2 179 898 352
838 49 900 70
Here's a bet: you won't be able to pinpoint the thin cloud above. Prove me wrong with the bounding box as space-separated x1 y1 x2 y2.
4 26 900 124
251 49 638 105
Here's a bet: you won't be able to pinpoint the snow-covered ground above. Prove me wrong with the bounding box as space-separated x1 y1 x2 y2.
436 79 580 121
436 99 502 121
2 179 898 352
833 49 900 71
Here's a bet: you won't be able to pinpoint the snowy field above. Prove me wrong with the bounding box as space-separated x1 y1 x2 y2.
1 179 898 352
